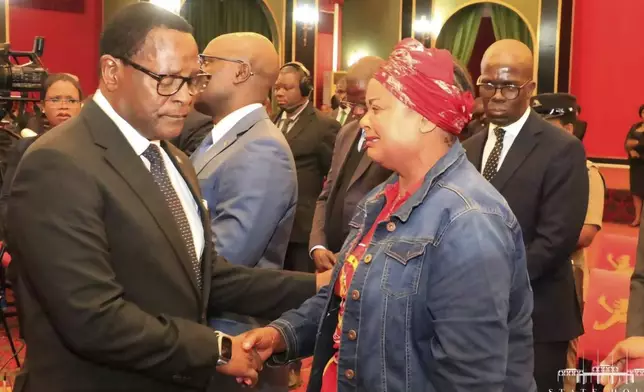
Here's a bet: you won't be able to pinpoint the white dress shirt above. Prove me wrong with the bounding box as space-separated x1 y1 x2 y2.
335 107 351 125
481 108 531 174
276 100 309 133
93 90 205 258
205 103 262 150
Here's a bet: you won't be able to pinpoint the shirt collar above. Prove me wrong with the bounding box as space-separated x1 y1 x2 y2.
93 89 153 156
280 100 309 122
488 107 531 137
212 103 262 140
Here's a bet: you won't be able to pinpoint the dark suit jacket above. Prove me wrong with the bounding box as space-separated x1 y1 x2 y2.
7 101 316 392
463 111 588 343
275 102 340 244
309 120 392 252
170 115 211 157
0 137 37 239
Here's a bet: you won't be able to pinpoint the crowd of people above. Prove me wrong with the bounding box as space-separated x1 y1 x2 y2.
0 2 643 392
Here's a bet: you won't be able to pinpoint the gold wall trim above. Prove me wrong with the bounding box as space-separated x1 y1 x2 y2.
411 0 417 37
568 0 575 92
5 0 9 43
261 0 284 63
553 0 562 92
313 0 318 107
398 0 403 40
291 0 297 62
535 0 542 86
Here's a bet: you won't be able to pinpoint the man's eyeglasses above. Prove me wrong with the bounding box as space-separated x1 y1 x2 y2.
45 98 81 106
198 54 255 76
476 77 532 100
341 100 367 113
117 57 212 97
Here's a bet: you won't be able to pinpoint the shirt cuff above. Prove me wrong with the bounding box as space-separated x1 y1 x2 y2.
309 245 327 259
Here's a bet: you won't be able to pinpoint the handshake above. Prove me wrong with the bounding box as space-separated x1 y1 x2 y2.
216 326 288 387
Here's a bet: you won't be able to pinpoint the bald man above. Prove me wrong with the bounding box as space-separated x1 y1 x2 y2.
309 57 393 271
186 33 297 391
463 39 589 392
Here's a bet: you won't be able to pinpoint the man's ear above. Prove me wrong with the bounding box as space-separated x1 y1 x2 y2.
99 55 122 92
233 63 252 85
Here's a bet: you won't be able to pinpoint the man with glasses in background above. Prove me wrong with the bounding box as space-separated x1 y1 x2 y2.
6 4 323 391
184 32 301 392
309 57 392 272
463 39 589 392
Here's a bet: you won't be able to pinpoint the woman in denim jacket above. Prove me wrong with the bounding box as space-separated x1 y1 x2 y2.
243 39 537 392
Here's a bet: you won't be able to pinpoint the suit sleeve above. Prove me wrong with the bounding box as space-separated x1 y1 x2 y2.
208 255 317 321
317 119 340 180
525 140 589 281
211 138 296 269
309 126 346 251
7 148 221 388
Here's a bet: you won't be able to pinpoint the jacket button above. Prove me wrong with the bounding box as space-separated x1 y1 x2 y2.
348 329 357 341
386 221 396 232
364 254 372 264
351 289 360 300
345 369 355 379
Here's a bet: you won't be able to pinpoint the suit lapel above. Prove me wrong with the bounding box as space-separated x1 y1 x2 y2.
285 103 315 142
192 108 269 174
83 101 201 298
491 112 541 192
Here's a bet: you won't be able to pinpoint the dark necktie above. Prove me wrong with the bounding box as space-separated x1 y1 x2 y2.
482 127 506 181
280 118 292 134
142 144 202 289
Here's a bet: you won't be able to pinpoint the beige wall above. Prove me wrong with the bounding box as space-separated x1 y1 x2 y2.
341 0 401 69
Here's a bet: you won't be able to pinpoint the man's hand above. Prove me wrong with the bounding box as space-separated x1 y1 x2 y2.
216 335 263 387
313 248 337 272
316 269 332 291
241 327 287 362
601 337 644 390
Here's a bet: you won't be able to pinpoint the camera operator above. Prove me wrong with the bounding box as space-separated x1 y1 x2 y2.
0 73 83 238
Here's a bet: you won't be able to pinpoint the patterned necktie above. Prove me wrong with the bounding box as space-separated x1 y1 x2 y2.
142 144 202 290
280 118 292 134
482 127 506 181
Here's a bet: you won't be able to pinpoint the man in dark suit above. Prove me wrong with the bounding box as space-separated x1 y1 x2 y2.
309 57 392 271
463 39 589 392
6 5 323 391
273 62 340 274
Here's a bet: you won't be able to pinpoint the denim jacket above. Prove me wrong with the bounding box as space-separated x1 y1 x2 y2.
270 143 537 392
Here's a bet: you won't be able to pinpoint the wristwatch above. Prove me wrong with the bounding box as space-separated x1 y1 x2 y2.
214 331 233 366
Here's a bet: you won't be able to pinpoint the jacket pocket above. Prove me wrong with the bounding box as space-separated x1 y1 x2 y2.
380 239 427 298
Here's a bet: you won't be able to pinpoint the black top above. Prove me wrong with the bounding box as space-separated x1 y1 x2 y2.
326 133 364 253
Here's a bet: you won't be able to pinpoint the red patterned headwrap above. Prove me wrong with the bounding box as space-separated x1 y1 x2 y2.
374 38 474 135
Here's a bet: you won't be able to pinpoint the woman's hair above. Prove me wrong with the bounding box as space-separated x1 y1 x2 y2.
452 60 474 94
44 73 84 100
639 104 644 118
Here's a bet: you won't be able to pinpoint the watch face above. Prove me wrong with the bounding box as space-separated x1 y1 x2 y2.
221 336 233 361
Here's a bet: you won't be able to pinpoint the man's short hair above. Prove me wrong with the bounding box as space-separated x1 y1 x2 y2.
100 2 193 61
44 73 84 100
639 104 644 118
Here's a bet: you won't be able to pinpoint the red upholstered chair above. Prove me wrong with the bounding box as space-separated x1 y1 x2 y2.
578 268 630 364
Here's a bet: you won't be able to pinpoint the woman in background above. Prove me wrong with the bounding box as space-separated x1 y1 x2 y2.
0 73 83 235
625 104 644 226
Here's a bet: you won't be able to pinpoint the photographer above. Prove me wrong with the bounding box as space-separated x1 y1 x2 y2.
0 73 83 237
